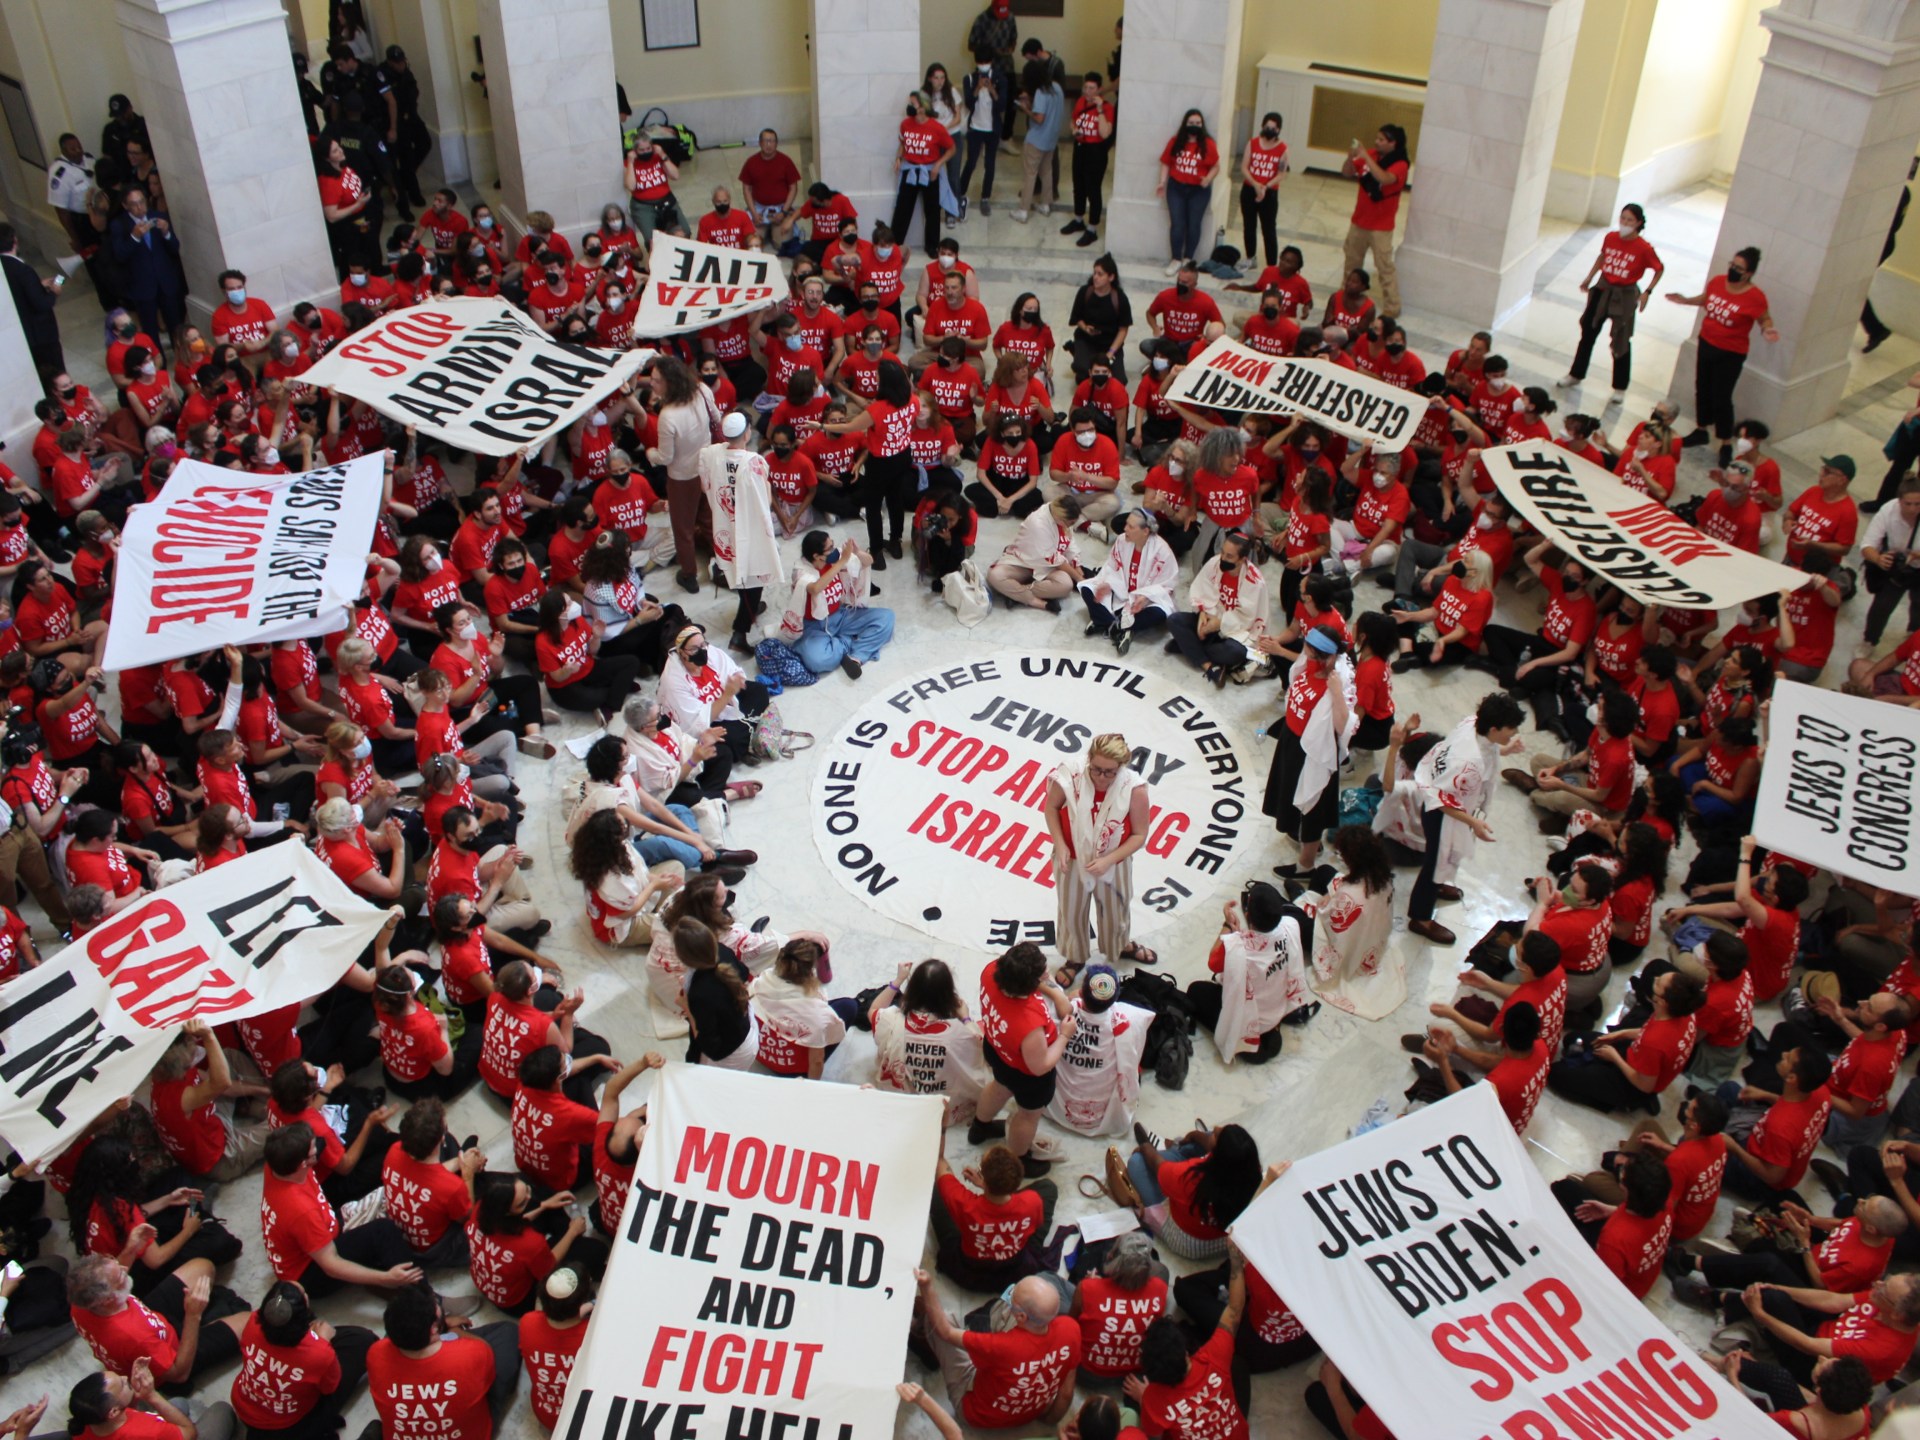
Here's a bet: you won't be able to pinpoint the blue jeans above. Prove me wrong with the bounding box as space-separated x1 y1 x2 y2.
1127 1140 1202 1206
796 607 895 673
1678 760 1743 825
1167 180 1210 263
634 803 703 869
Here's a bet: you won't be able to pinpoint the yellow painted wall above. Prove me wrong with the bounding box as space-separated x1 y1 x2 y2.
1617 0 1748 176
1552 0 1651 180
921 0 1122 83
1237 0 1439 87
611 0 808 111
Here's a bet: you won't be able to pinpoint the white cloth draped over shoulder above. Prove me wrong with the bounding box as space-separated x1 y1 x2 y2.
873 1007 990 1125
1188 556 1269 644
659 647 749 734
1214 918 1311 1064
1082 533 1178 628
776 551 872 644
1309 876 1401 1020
1293 655 1358 812
1047 997 1153 1136
698 442 782 590
998 511 1081 576
1050 760 1139 883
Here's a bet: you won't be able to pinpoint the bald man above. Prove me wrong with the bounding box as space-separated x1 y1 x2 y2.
915 1269 1080 1431
1670 1193 1907 1308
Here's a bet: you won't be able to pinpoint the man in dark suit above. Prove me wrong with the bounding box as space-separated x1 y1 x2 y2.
0 223 65 383
108 184 185 351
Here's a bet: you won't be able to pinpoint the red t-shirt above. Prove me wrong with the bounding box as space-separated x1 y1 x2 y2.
979 967 1056 1075
1699 276 1770 354
1831 1031 1908 1117
1488 1040 1550 1132
379 1003 448 1084
520 1312 589 1431
1147 287 1223 343
1624 1014 1696 1093
384 1144 472 1250
594 1118 638 1236
1350 152 1409 230
1597 231 1662 286
1596 1206 1673 1298
511 1084 597 1191
1742 903 1802 1003
368 1334 497 1440
960 1317 1082 1429
73 1297 179 1376
1746 1088 1834 1191
1666 1136 1727 1242
467 1216 555 1309
1075 1273 1169 1377
261 1168 338 1281
1697 971 1755 1050
738 149 801 206
1160 135 1219 186
480 992 550 1098
1158 1156 1225 1240
150 1071 227 1174
1785 488 1858 565
232 1314 342 1428
935 1173 1043 1261
1821 1293 1919 1383
1140 1328 1248 1440
1817 1218 1894 1293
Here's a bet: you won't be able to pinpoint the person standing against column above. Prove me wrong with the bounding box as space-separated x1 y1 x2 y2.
892 96 957 257
1341 125 1410 319
1157 111 1220 277
0 225 64 384
1239 114 1289 274
1667 246 1778 468
1559 205 1662 406
1048 733 1157 987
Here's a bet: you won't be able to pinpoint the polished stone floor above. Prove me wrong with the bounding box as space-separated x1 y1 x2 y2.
16 162 1920 1438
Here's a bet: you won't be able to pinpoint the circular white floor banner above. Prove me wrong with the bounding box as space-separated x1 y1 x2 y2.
811 650 1262 950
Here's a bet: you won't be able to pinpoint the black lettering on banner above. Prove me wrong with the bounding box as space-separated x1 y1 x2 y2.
209 880 346 970
0 969 135 1127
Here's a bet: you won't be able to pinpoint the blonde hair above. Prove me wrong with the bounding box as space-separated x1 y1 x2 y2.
1462 549 1495 593
1089 733 1131 765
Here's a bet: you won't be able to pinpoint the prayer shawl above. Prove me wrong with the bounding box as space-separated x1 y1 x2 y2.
1309 877 1401 1020
1047 998 1153 1136
998 510 1081 576
776 551 872 644
1051 760 1140 882
659 645 749 733
750 971 846 1052
1292 654 1359 811
1214 918 1311 1064
1188 556 1269 644
1083 534 1178 629
698 442 782 589
873 1009 990 1125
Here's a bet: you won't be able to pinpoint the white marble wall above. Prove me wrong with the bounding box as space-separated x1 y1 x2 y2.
114 0 338 322
477 0 621 235
1396 0 1585 328
1664 0 1920 436
1103 0 1246 263
809 0 919 238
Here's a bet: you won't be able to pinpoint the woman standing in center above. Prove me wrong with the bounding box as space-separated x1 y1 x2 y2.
1048 732 1158 984
1157 110 1220 277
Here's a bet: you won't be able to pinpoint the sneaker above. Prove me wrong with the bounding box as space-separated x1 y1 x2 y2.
1670 1273 1717 1311
968 1118 1008 1145
958 197 969 222
1810 1157 1850 1201
1037 203 1052 216
981 199 992 216
438 1291 485 1319
1021 1154 1054 1178
1132 1121 1162 1149
1609 389 1627 405
517 736 557 759
1555 374 1578 389
1061 218 1085 235
1010 209 1030 224
1163 258 1184 277
340 1190 388 1229
1086 521 1111 544
1077 230 1099 247
839 655 863 680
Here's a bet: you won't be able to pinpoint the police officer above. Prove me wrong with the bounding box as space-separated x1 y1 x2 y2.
46 134 95 252
378 46 432 214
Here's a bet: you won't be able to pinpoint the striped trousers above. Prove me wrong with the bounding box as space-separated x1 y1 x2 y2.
1056 858 1134 965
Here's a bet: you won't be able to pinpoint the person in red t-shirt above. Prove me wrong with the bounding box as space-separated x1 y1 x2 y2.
970 943 1075 1176
1549 968 1706 1112
68 1251 250 1387
931 1137 1051 1291
1667 244 1778 459
1159 110 1221 270
1562 204 1664 397
917 1268 1082 1429
892 96 956 255
519 1265 594 1432
1418 1005 1548 1134
738 129 802 241
1127 1252 1249 1439
260 1124 423 1299
384 1097 485 1267
1342 125 1410 315
68 1364 207 1440
1720 1043 1835 1201
1731 1272 1920 1390
1785 458 1862 567
1390 549 1494 671
510 1045 610 1191
231 1280 376 1438
1558 1151 1673 1298
369 1284 518 1440
1146 265 1224 352
468 1174 592 1315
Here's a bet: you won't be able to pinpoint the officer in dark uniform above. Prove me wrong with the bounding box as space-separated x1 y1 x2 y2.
320 43 393 130
378 46 432 213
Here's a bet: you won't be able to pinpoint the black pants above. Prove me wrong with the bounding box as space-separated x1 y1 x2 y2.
959 129 998 200
546 653 642 715
1407 804 1448 922
863 450 919 551
1073 144 1109 227
965 482 1044 521
715 682 772 765
891 179 942 255
1546 1044 1660 1114
1864 571 1920 645
458 672 544 742
1305 1380 1375 1440
388 1017 484 1100
1239 183 1278 269
730 586 764 642
301 986 378 1074
1067 334 1127 384
1167 612 1246 672
1081 595 1168 635
1693 339 1747 441
295 1218 419 1299
146 1272 248 1386
474 1320 525 1427
1569 283 1634 391
255 1324 376 1440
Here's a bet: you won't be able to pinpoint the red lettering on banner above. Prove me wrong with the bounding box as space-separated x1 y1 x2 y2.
84 901 256 1022
338 311 462 377
640 1326 824 1401
672 1127 877 1221
1207 350 1276 387
1606 503 1724 567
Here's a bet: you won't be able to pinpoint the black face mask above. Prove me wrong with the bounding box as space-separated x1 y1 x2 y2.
772 445 793 457
60 387 76 400
1262 127 1279 139
714 204 730 216
840 233 857 247
1022 310 1039 322
700 373 720 387
1090 374 1110 386
1175 282 1191 296
686 646 709 669
1261 307 1279 320
1728 266 1747 282
546 270 563 285
1219 559 1237 573
1385 343 1405 357
503 563 526 580
860 298 879 312
453 832 478 852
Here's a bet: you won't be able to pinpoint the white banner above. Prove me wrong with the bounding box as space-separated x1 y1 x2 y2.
104 454 384 672
636 231 782 337
1162 338 1424 451
1232 1085 1778 1440
1481 443 1805 609
556 1065 938 1440
1755 680 1920 895
0 846 387 1165
299 298 652 454
810 650 1259 951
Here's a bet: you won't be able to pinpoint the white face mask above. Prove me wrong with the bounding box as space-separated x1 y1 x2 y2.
606 296 625 312
1511 396 1526 414
456 619 478 641
1372 473 1391 489
1733 437 1754 458
140 363 156 377
623 751 638 775
456 762 471 782
226 288 246 305
590 412 608 428
1151 356 1169 372
351 738 372 760
1476 514 1496 531
350 802 365 826
939 255 957 269
281 343 299 359
562 599 581 624
424 553 443 573
263 447 279 466
1074 431 1096 449
609 216 625 230
1167 459 1183 477
1619 222 1638 237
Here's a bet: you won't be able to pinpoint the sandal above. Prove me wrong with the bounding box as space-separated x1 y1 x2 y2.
1119 943 1159 966
724 780 763 800
1054 960 1086 988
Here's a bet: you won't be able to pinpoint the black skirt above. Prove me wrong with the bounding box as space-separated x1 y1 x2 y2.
1263 722 1339 841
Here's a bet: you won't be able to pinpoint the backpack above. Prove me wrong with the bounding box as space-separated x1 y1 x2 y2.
1154 1023 1192 1090
1116 970 1195 1088
942 559 992 628
754 637 819 689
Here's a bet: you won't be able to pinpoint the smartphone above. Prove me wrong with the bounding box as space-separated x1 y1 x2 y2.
1 1261 22 1283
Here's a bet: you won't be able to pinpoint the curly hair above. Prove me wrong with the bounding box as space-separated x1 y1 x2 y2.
569 809 635 893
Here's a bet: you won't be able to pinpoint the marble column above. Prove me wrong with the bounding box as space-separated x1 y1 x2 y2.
808 0 919 240
1103 0 1246 265
1664 0 1920 437
475 0 620 236
114 0 338 324
1395 0 1586 329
